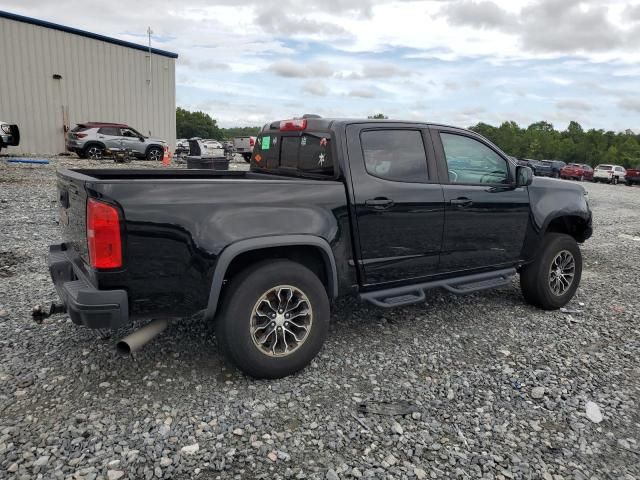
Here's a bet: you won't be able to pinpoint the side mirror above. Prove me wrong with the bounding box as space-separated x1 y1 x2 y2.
139 137 145 142
516 165 534 187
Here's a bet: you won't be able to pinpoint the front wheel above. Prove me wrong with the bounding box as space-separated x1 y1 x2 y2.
626 179 633 186
146 146 163 161
217 260 330 379
520 233 582 310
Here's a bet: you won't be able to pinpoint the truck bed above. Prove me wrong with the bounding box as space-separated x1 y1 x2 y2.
55 167 352 322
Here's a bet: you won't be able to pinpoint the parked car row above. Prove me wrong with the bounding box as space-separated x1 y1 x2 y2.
515 157 638 186
174 137 255 162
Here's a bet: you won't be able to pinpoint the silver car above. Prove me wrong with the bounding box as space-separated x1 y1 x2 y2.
67 122 167 160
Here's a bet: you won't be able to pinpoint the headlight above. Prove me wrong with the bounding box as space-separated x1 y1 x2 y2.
1 124 11 134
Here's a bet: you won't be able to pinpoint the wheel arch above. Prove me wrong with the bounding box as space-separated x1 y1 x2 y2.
544 214 591 243
83 141 106 151
145 144 164 156
204 235 338 321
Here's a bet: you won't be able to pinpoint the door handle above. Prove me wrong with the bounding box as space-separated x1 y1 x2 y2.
365 198 394 209
450 197 473 207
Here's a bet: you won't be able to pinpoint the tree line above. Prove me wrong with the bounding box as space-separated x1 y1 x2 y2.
470 121 640 168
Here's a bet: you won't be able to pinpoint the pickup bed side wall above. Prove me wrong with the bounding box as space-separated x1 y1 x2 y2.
521 177 591 261
88 180 355 320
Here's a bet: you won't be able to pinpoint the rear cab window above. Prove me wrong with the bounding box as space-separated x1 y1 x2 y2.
251 131 335 177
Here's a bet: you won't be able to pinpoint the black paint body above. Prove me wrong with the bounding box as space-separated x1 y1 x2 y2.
53 120 592 324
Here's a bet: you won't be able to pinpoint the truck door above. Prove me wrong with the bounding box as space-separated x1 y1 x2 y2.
430 127 530 273
346 124 445 286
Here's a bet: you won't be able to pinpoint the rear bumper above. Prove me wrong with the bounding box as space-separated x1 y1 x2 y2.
48 244 129 329
66 142 82 153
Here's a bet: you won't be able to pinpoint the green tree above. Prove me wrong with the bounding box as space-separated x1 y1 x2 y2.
176 107 223 139
220 126 262 139
468 120 638 167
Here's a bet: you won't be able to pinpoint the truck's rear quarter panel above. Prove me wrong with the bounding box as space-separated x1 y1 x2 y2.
64 175 351 320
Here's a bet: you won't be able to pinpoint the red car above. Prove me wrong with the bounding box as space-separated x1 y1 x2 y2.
625 167 640 186
560 163 593 181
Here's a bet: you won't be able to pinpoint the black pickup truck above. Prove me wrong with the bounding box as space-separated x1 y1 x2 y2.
47 117 592 378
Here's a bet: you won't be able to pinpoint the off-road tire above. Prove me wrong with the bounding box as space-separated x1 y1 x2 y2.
217 260 330 379
520 233 582 310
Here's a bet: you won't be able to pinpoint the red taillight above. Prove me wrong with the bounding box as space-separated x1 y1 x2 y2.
87 198 122 269
249 137 255 147
75 133 88 138
279 119 307 131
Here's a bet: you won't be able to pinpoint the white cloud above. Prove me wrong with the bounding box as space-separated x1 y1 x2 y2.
302 81 330 96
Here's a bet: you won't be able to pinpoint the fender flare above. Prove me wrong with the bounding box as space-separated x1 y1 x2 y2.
203 235 338 320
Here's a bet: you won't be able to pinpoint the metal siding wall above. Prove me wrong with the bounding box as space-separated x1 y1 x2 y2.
0 17 176 155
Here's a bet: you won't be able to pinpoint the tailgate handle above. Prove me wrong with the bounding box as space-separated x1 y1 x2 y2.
59 190 69 209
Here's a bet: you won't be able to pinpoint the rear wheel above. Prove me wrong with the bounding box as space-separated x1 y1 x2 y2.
242 153 252 163
146 146 163 161
83 144 103 160
520 233 582 310
626 179 633 186
612 176 619 185
217 260 330 378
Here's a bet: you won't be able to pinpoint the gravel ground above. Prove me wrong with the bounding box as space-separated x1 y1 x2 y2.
0 157 639 480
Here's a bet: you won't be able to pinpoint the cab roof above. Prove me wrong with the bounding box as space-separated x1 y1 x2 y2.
262 116 472 134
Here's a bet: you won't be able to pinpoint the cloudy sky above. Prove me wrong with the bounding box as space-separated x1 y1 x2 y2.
4 0 640 130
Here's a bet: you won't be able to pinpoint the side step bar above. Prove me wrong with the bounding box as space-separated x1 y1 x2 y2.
360 268 517 308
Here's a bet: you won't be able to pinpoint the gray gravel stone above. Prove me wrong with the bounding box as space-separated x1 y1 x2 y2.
531 386 545 399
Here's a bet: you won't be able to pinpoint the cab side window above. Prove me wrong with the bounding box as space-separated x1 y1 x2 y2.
440 133 509 184
361 130 429 182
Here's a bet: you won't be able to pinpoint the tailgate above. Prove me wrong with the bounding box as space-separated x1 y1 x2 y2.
57 171 89 262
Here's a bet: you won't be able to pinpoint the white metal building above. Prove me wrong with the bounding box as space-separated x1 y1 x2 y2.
0 11 177 155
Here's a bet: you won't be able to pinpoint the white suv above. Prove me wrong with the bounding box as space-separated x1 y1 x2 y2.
593 164 626 184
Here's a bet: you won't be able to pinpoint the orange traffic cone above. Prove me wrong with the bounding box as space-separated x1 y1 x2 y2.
162 146 171 166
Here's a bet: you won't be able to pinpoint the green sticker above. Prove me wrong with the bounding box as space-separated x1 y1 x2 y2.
262 136 271 150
